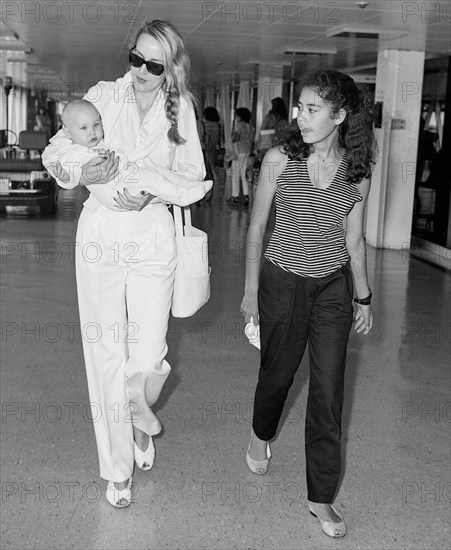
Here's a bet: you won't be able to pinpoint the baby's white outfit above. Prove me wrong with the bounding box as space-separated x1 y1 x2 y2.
45 138 212 210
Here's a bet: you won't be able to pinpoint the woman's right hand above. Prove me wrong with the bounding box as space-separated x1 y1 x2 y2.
240 292 259 324
80 150 119 186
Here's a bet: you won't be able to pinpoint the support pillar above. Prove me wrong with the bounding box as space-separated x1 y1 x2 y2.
365 49 425 249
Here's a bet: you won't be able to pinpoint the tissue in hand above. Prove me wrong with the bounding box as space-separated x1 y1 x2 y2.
244 316 260 349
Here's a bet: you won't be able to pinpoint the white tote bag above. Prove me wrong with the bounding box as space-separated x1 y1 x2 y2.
171 205 211 318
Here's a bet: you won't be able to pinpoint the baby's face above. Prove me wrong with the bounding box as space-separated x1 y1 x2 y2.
64 106 104 148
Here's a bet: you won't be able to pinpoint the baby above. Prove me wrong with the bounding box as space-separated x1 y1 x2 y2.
43 99 212 209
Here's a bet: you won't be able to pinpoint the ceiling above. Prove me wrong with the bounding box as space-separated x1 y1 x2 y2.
1 0 450 99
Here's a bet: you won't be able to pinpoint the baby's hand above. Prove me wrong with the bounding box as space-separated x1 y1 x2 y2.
47 161 70 184
92 148 110 159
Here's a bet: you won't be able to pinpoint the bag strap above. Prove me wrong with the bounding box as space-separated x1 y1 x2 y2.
184 205 192 229
173 205 184 237
173 205 192 237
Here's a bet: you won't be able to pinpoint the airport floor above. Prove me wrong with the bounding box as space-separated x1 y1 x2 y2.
1 173 450 550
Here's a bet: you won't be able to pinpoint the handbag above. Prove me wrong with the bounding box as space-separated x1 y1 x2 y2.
171 205 211 318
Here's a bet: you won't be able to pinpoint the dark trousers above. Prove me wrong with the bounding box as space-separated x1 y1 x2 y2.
253 259 354 503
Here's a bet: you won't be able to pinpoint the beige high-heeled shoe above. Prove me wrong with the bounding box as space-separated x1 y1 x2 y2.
106 478 132 508
246 431 271 475
308 501 347 537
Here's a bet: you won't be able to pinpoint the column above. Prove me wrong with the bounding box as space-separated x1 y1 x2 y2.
365 49 425 249
434 56 451 247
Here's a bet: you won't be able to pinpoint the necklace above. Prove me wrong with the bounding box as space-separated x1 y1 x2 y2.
308 150 343 168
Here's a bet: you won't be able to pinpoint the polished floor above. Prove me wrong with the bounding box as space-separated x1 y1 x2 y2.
1 174 450 550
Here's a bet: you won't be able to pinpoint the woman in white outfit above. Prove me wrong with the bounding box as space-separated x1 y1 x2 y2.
43 20 205 507
230 107 254 206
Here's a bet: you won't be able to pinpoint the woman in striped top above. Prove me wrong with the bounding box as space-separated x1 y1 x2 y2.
240 69 376 538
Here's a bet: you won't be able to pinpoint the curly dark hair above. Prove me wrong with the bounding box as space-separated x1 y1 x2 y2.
270 97 288 120
204 106 220 122
279 69 377 184
236 107 252 123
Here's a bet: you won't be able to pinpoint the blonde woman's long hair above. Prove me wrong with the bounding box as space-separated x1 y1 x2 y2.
132 19 195 145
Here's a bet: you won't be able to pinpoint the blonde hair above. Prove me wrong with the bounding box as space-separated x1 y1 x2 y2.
132 19 195 145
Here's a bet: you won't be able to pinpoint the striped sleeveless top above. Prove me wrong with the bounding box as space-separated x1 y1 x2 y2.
265 156 362 278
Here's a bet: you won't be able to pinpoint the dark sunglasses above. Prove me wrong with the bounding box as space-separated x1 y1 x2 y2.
129 49 165 76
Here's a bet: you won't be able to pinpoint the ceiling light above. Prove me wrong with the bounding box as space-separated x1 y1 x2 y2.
245 59 291 66
7 57 31 63
283 47 337 55
327 26 405 39
343 62 377 73
0 34 19 42
0 26 33 52
1 48 33 54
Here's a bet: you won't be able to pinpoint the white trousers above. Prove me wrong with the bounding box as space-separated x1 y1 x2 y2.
231 153 249 197
75 203 176 482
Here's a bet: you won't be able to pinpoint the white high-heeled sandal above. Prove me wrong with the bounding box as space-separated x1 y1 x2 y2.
134 437 155 471
308 501 347 537
246 431 271 475
106 478 132 508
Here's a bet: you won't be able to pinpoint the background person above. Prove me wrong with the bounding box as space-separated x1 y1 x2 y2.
229 107 254 206
201 106 222 201
34 106 52 140
256 97 289 158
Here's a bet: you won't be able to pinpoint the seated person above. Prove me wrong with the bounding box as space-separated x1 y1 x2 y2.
42 99 212 210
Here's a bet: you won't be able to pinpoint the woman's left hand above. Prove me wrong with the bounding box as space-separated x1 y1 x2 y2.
354 304 373 335
113 188 156 211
